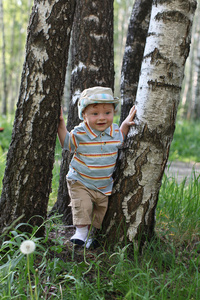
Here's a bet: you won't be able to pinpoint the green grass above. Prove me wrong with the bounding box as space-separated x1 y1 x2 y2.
0 115 200 299
169 120 200 162
0 173 199 299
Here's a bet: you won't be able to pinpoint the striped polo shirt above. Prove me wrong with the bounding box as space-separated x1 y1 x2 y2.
64 121 124 195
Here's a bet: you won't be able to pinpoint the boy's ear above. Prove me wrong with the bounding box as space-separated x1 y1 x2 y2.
82 111 86 120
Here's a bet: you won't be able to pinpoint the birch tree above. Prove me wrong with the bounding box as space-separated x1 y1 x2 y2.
52 0 115 223
120 0 153 123
193 34 200 119
103 0 197 246
0 0 76 236
114 0 133 94
190 1 200 120
0 0 7 115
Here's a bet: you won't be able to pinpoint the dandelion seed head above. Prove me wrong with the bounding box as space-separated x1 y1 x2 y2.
20 240 36 254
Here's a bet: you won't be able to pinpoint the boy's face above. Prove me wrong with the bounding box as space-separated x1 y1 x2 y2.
83 103 114 132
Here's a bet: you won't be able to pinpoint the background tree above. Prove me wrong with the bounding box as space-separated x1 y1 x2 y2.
0 0 33 114
52 0 115 223
103 0 197 246
0 0 76 235
181 0 200 120
114 0 133 95
0 0 7 115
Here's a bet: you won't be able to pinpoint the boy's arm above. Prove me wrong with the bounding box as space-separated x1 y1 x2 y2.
120 105 137 136
57 108 67 148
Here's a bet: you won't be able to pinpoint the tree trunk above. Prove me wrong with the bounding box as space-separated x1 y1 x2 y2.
183 4 199 120
52 0 115 223
69 0 115 128
193 29 200 120
120 0 153 124
191 3 200 120
0 0 7 115
113 0 134 95
0 0 76 236
103 0 197 247
8 6 16 113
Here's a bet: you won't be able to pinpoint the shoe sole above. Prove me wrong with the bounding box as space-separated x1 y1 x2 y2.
70 238 85 246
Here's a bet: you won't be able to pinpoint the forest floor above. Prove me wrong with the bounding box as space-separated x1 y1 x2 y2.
165 160 200 184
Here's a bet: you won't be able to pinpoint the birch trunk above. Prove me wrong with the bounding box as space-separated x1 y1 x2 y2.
52 0 115 223
184 3 199 120
0 0 7 115
8 7 16 113
120 0 152 123
193 30 200 119
0 0 75 236
191 2 200 120
103 0 197 246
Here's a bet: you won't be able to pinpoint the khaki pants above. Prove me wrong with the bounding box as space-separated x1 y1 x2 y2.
67 180 108 229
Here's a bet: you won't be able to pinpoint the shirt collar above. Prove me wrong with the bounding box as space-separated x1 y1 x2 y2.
83 122 114 139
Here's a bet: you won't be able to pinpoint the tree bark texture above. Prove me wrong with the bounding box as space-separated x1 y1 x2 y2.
120 0 153 124
0 0 75 236
191 3 200 120
0 0 7 115
181 2 200 120
69 0 115 129
103 0 197 246
193 32 200 119
53 0 115 223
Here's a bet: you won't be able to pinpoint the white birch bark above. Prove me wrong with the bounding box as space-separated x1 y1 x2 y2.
104 0 197 245
0 0 7 115
120 0 152 123
0 0 75 235
193 27 200 119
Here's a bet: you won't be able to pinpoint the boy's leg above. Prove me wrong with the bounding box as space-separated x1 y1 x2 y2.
85 192 108 249
92 192 108 229
67 180 94 245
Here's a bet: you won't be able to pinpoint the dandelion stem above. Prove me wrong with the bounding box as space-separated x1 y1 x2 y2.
27 254 34 300
35 269 38 300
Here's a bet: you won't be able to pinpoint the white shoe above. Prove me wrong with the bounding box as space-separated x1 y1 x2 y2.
85 228 100 249
85 237 93 249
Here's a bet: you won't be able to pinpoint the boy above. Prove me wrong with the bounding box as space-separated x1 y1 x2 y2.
58 86 136 248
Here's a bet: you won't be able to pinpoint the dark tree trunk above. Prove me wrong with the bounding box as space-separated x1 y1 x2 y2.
0 0 76 236
120 0 153 124
52 0 115 224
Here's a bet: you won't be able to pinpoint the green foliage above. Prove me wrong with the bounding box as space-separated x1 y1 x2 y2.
0 115 14 151
0 0 33 113
169 120 200 162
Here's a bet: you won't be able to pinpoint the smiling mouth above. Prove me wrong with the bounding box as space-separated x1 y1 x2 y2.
97 123 106 126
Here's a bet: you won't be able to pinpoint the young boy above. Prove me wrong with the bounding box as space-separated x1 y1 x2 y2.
58 86 136 248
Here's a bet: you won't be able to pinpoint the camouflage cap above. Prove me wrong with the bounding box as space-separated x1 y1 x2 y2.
78 86 120 120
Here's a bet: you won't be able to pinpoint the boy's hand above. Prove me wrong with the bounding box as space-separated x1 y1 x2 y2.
120 105 137 136
59 107 64 122
125 105 136 126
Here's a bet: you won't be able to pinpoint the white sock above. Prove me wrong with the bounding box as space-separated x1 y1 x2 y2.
70 226 89 242
76 226 88 237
